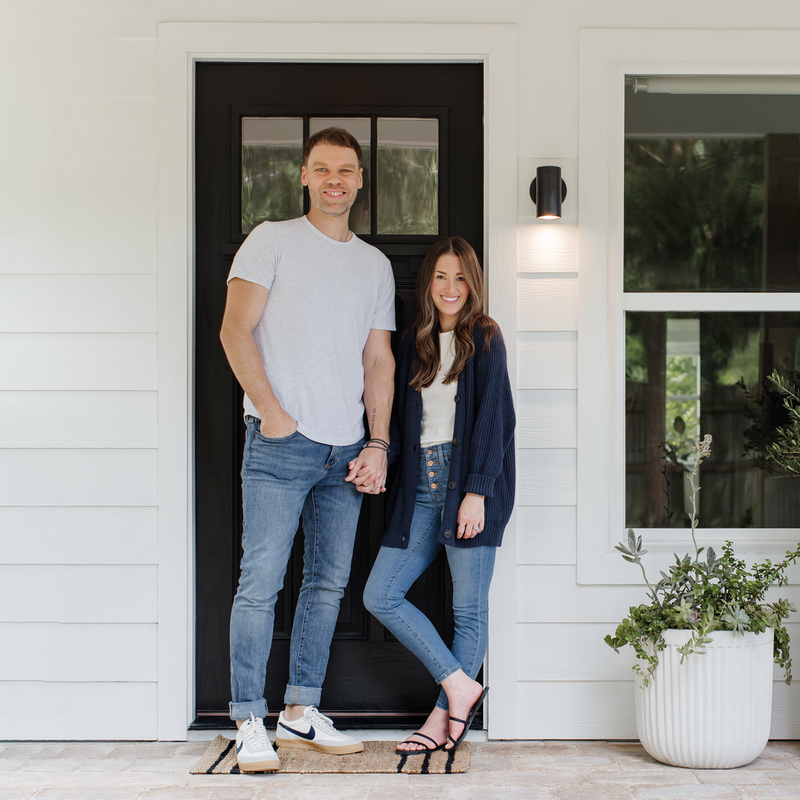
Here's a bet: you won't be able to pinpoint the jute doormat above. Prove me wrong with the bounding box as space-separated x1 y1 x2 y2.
191 734 470 774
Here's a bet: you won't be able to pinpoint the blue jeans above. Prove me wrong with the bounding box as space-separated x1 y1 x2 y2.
363 443 497 710
229 416 364 720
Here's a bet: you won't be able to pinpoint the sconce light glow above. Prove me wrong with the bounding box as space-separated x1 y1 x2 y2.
530 166 567 220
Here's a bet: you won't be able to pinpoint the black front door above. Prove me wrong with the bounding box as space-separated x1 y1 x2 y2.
194 62 483 727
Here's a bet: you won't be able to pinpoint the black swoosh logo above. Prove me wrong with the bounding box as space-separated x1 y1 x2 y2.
278 721 316 740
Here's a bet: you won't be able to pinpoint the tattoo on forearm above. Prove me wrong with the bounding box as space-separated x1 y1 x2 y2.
371 408 376 432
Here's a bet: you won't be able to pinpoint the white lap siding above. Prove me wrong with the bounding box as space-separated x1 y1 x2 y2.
0 7 159 735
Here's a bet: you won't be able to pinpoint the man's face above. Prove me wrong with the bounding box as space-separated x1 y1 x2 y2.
301 144 363 218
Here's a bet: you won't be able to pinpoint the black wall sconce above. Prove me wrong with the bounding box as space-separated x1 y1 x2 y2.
529 166 567 219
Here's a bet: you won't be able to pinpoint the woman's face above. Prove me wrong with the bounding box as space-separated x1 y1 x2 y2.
429 253 469 331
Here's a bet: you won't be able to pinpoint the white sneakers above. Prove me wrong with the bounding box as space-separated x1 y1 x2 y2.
234 707 363 772
235 713 280 773
275 706 364 755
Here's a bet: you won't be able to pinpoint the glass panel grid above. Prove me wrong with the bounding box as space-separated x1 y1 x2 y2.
240 116 442 238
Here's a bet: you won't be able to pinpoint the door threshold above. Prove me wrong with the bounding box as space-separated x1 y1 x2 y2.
187 728 488 742
192 711 483 731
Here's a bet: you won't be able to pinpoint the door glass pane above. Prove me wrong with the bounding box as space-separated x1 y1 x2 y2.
309 118 371 235
626 311 800 528
377 118 438 235
625 87 800 292
241 117 304 234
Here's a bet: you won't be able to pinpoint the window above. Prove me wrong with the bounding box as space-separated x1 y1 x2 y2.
240 115 440 239
576 30 800 584
624 84 800 532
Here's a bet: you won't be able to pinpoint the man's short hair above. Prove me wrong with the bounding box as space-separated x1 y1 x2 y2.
303 127 363 169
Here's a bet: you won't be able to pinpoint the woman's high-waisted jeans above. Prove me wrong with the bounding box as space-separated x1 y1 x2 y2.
363 442 497 710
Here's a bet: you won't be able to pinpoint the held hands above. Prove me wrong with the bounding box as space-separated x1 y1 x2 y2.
457 493 485 539
259 408 298 439
346 444 388 495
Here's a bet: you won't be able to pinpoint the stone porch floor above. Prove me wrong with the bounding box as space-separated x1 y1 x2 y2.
2 738 800 799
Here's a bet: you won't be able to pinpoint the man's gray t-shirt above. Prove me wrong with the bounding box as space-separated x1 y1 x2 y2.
227 216 396 446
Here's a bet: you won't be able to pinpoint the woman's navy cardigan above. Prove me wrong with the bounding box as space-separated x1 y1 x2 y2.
382 322 516 549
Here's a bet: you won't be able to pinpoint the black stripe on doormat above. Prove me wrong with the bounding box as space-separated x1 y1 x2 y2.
445 748 456 774
420 753 432 774
207 739 234 774
396 753 408 773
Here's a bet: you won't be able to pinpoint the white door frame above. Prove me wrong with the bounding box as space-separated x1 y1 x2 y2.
156 21 518 740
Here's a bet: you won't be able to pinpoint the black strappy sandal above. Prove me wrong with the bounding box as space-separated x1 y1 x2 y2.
395 731 443 755
445 686 489 752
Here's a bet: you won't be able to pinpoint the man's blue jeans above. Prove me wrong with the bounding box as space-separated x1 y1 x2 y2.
363 442 497 710
229 416 364 721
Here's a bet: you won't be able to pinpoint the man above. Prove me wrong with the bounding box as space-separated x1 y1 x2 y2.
219 127 395 772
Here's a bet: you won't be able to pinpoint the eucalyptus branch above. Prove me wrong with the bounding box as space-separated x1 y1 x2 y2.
688 435 712 559
767 371 800 474
769 371 800 406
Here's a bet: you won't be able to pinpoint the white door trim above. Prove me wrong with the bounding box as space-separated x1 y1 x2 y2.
156 21 518 740
576 28 800 586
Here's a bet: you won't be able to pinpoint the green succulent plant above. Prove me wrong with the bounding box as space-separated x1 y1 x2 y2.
605 434 800 686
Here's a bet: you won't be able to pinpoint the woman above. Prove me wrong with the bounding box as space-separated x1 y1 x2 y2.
363 236 515 754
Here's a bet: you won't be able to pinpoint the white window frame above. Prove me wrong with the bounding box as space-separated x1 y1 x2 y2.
157 22 518 740
577 29 800 585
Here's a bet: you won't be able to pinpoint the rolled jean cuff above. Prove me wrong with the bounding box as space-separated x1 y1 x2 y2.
284 684 322 708
434 661 462 686
230 698 268 721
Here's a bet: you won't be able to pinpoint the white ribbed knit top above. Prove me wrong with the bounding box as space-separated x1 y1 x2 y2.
420 330 458 447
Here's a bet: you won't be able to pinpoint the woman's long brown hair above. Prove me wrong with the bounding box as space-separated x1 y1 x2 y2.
410 237 497 392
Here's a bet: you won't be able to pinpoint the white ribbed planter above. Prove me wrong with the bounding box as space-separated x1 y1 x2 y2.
635 628 774 769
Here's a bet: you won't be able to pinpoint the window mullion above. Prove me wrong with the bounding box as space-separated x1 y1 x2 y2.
623 292 800 313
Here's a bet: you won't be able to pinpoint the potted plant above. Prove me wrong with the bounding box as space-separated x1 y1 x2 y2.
605 434 800 768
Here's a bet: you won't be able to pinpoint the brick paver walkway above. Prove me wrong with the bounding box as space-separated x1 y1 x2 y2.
1 739 800 799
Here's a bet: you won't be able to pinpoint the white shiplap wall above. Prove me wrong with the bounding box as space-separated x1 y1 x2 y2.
0 3 159 739
4 0 800 740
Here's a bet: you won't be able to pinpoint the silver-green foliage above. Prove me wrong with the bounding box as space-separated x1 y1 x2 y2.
605 435 800 686
767 371 800 475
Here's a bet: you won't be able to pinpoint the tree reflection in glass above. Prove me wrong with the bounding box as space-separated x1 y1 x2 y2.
377 118 438 235
241 118 304 235
626 311 800 529
625 139 767 292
